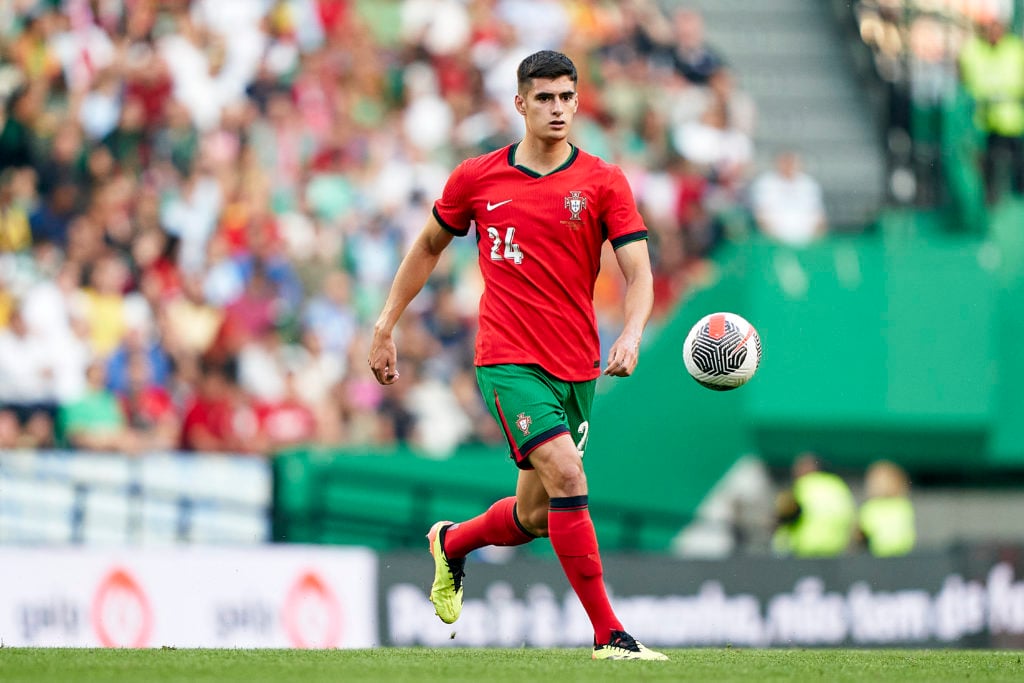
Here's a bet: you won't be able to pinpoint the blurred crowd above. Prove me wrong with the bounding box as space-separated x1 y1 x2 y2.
852 0 1021 205
0 0 771 457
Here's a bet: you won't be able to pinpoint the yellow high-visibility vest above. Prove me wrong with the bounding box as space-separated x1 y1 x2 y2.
787 472 856 558
960 34 1024 136
859 497 916 557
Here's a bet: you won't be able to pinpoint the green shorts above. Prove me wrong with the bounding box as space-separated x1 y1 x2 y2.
476 364 596 469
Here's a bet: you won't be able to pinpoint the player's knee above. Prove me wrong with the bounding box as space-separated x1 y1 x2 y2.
536 456 586 496
529 437 587 496
550 463 586 496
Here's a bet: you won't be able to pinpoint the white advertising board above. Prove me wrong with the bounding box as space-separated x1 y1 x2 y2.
0 546 377 648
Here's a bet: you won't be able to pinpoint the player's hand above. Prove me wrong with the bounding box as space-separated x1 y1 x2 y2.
604 332 641 377
368 329 401 385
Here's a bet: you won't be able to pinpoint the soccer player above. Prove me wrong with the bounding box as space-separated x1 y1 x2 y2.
368 50 667 661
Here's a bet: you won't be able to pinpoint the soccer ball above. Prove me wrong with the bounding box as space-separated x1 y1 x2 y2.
682 312 762 391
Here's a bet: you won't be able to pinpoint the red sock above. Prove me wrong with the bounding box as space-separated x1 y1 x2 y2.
443 496 535 559
548 496 622 645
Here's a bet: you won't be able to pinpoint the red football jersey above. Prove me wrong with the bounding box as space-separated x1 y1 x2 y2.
433 143 648 381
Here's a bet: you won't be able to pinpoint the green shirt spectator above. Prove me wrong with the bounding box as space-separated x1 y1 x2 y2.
58 361 140 453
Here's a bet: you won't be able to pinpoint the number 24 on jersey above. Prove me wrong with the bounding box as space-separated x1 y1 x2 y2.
487 226 524 265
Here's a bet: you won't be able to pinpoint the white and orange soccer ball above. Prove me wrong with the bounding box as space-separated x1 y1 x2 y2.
682 312 762 391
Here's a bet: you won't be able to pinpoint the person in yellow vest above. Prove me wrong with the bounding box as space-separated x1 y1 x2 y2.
772 453 856 557
958 17 1024 203
856 460 916 557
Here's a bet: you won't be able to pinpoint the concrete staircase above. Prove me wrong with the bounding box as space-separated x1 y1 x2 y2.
674 0 887 228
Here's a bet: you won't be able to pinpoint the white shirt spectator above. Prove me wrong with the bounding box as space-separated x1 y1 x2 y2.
674 119 752 170
238 337 288 402
290 343 344 406
407 377 473 457
20 267 92 401
160 173 223 274
0 314 57 404
750 152 827 247
79 82 121 141
497 0 570 51
401 0 472 56
22 277 74 343
51 21 114 92
49 319 93 403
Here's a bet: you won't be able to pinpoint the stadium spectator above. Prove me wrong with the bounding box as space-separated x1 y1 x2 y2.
664 7 725 85
289 327 345 443
958 17 1024 203
0 169 32 252
104 322 172 396
671 69 754 194
160 163 224 275
8 10 61 86
34 122 86 197
78 68 122 143
29 181 79 248
210 263 281 363
0 84 42 174
299 273 357 377
58 359 141 454
180 358 262 455
21 259 92 403
343 212 404 324
252 368 319 451
152 99 199 177
772 452 857 558
117 348 180 452
664 64 757 257
237 322 291 404
0 306 59 432
163 271 223 359
749 150 828 247
0 409 24 449
856 460 916 557
79 252 132 358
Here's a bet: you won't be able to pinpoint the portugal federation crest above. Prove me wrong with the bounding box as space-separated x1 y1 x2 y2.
564 191 587 221
516 412 532 436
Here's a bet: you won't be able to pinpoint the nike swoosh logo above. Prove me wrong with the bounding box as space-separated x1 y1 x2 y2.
486 199 512 211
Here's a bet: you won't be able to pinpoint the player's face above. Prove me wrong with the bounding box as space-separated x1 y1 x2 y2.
516 76 578 144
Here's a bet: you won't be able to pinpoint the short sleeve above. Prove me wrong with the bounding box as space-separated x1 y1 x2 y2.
432 160 475 237
602 165 648 249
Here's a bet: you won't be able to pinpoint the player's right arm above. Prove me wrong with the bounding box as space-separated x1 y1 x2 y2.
368 215 454 385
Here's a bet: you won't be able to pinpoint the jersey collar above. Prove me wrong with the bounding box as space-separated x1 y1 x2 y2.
506 142 579 178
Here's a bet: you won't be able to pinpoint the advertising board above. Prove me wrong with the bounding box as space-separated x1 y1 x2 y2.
0 546 377 648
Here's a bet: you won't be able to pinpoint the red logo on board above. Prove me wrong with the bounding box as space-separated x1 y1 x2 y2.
281 571 343 649
92 568 154 648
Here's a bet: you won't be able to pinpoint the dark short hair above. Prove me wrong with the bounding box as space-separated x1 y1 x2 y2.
517 50 578 93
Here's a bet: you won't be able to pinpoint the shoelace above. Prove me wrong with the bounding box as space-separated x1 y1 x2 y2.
605 631 641 652
449 557 466 592
438 526 466 592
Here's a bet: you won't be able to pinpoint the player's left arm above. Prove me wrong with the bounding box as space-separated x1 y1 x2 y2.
604 239 654 377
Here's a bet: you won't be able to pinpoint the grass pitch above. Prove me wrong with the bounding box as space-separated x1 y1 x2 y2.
1 647 1022 682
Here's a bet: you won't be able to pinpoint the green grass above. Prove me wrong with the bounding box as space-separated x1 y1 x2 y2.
0 647 1022 683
